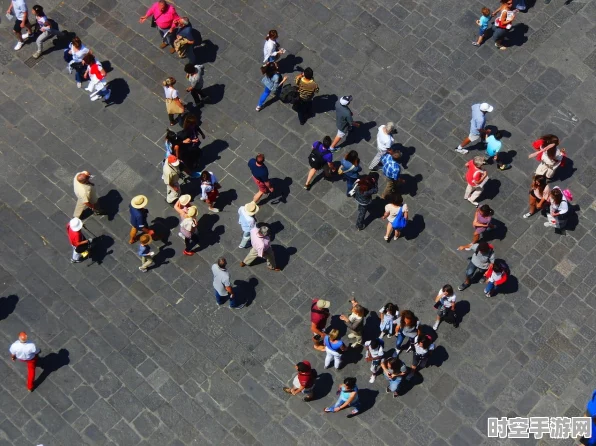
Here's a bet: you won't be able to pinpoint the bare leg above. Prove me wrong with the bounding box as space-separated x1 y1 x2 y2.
305 168 317 186
330 135 342 149
385 222 393 239
459 136 472 148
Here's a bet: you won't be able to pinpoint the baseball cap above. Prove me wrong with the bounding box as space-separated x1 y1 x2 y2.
167 155 180 166
479 103 494 112
316 299 331 309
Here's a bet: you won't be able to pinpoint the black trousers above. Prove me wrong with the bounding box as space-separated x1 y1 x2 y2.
295 99 313 124
190 88 204 105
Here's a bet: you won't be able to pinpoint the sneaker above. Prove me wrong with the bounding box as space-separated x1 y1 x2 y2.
458 283 469 291
76 82 82 89
90 94 100 102
230 303 245 309
386 333 393 338
485 292 491 298
138 267 147 272
522 212 533 219
455 147 468 154
544 222 555 227
433 321 439 331
85 87 94 92
32 50 42 59
380 332 386 339
469 201 479 207
14 41 24 51
68 64 73 74
303 184 311 191
393 392 399 398
70 259 82 263
208 207 220 213
256 106 262 111
369 375 376 384
103 90 111 101
472 42 479 46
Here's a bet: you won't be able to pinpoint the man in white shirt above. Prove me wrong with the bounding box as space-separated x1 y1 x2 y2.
369 122 395 170
9 332 40 391
7 0 33 51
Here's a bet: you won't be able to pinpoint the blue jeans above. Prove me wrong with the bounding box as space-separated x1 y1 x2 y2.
326 398 360 413
484 282 498 295
215 289 241 308
465 261 485 280
345 177 357 196
239 230 251 248
258 86 280 107
385 374 403 392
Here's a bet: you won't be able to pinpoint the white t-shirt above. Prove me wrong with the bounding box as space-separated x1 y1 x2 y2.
69 43 90 62
437 289 456 310
263 38 277 63
551 199 568 215
12 0 28 20
36 14 50 31
364 340 384 359
200 172 218 200
377 125 394 151
488 271 504 283
164 86 178 99
385 203 408 223
9 340 39 360
413 336 435 356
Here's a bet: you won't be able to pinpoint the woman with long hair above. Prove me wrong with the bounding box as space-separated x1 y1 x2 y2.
263 29 285 65
471 204 494 244
256 62 286 111
392 310 420 357
63 36 90 88
163 76 185 126
340 150 362 196
523 174 550 219
352 174 378 230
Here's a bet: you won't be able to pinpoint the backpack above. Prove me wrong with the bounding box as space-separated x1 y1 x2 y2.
308 142 325 168
562 189 573 202
391 206 407 229
280 84 299 104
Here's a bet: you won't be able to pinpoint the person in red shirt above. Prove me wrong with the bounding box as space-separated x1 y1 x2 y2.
311 299 330 351
67 218 89 263
283 361 316 401
464 156 488 207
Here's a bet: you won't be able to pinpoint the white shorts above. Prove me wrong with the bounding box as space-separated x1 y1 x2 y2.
336 129 347 138
468 133 481 142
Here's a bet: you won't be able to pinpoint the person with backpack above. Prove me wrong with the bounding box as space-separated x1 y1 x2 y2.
340 150 362 196
545 187 571 232
483 261 509 297
364 338 385 383
304 136 335 191
256 62 287 111
323 329 347 370
433 285 457 330
457 241 495 291
283 360 316 402
382 193 408 242
352 174 378 231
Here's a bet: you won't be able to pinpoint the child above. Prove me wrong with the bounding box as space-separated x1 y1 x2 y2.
138 234 155 272
379 303 398 338
364 338 385 383
324 377 360 417
433 285 457 331
473 8 491 46
485 131 510 170
484 261 509 297
200 171 220 213
283 361 316 402
339 299 366 347
406 329 435 380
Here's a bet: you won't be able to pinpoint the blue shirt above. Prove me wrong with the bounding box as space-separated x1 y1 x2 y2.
340 158 361 179
248 158 269 182
470 104 486 136
381 153 401 180
129 205 148 230
138 244 150 257
478 15 489 30
324 336 344 352
177 25 193 41
485 135 502 156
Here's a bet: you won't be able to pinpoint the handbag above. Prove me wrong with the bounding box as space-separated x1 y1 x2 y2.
166 98 184 114
151 16 157 28
338 164 355 175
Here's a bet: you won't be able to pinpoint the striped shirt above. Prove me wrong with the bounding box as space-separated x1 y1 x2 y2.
295 75 319 101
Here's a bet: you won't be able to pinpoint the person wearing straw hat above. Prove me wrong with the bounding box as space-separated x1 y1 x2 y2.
129 195 154 244
66 217 89 263
163 155 181 204
237 201 259 249
180 205 199 256
174 194 192 218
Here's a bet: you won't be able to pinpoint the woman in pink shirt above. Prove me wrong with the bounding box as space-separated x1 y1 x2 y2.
139 0 179 49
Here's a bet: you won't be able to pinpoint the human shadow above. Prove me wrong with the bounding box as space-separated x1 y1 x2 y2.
98 189 122 221
196 139 229 171
553 157 576 182
481 218 507 242
403 214 425 240
312 372 333 401
0 295 18 322
312 94 338 115
340 345 363 369
277 54 303 74
100 60 113 74
362 311 381 343
340 120 376 148
149 245 175 271
561 205 580 233
454 300 470 325
428 345 448 368
215 189 237 211
151 216 179 244
233 277 258 306
267 221 284 242
328 314 347 337
392 143 416 169
201 84 225 105
104 78 130 107
46 29 72 55
481 178 501 201
88 234 114 266
355 389 379 416
270 245 297 270
495 273 519 295
398 173 423 197
268 177 293 205
197 214 224 250
505 23 529 48
196 39 218 64
397 373 424 396
363 197 386 227
35 349 70 389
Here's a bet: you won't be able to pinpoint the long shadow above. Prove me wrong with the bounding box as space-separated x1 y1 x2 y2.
100 60 113 74
201 84 225 105
35 349 70 389
481 218 507 242
149 245 175 271
554 157 576 182
312 372 333 401
312 94 338 115
397 372 424 396
355 389 379 416
267 221 285 242
506 23 529 48
233 277 258 306
393 143 416 169
197 214 224 250
0 295 18 321
276 54 303 74
496 273 519 296
454 300 470 326
268 177 293 205
88 234 114 266
339 120 376 149
398 173 423 197
340 345 363 369
362 312 381 343
196 139 229 172
104 78 130 107
428 345 448 368
363 197 386 227
98 189 122 221
196 39 218 64
151 216 179 244
216 188 237 212
481 178 501 201
329 314 347 337
46 29 73 55
404 214 425 240
270 245 297 270
562 205 580 233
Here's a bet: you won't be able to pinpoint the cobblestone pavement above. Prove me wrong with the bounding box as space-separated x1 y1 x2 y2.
0 0 595 444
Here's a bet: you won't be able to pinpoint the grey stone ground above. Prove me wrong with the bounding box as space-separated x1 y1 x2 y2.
0 0 595 444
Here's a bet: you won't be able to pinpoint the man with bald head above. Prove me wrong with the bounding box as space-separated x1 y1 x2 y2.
73 171 103 218
9 332 40 391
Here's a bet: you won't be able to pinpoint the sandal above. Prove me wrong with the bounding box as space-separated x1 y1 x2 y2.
383 236 389 242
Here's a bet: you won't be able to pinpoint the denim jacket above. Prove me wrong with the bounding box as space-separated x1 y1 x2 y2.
340 159 362 179
353 183 378 206
261 73 281 91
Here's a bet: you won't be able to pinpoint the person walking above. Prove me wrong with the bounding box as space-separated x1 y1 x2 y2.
392 310 420 357
129 195 154 244
545 187 570 232
139 0 179 50
471 204 495 244
163 77 185 126
237 202 259 248
63 36 89 88
455 103 493 154
324 377 360 417
73 171 102 218
31 5 58 58
464 156 488 207
163 155 181 204
381 357 408 398
7 0 33 51
484 131 510 170
433 285 457 331
240 225 280 271
248 154 273 204
364 338 385 383
523 174 550 219
179 206 199 256
172 17 197 63
381 150 404 199
82 53 111 102
66 217 89 263
184 64 208 107
491 0 516 50
9 332 40 391
323 329 346 370
340 150 362 196
304 136 335 190
138 234 155 272
353 174 378 231
531 143 564 180
263 29 285 65
311 298 330 351
370 122 395 170
406 331 435 380
382 193 408 242
472 7 491 47
330 96 360 151
212 257 244 309
177 114 205 171
283 361 315 402
294 68 319 125
199 171 220 212
457 241 495 291
256 62 286 111
339 298 366 347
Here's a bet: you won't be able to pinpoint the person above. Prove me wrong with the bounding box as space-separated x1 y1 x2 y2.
483 261 509 297
163 155 181 204
283 361 315 402
139 0 179 50
82 53 111 102
294 68 319 125
531 142 564 180
174 194 192 219
163 77 185 126
263 29 285 65
304 136 335 191
406 331 435 380
339 298 366 347
392 310 420 357
471 204 495 244
457 241 495 291
545 187 569 232
212 257 244 309
370 122 395 170
63 36 90 88
330 96 360 151
164 129 181 160
340 150 362 196
455 103 493 154
382 193 408 242
237 202 259 249
311 298 330 351
184 64 208 107
581 390 596 446
199 171 220 213
324 377 360 417
381 150 404 199
433 285 457 331
381 357 408 398
353 175 378 231
31 5 58 58
9 332 39 391
73 171 102 218
523 174 550 219
491 0 516 50
179 206 198 256
248 154 273 204
464 156 488 207
177 114 205 171
172 17 196 62
473 7 491 47
485 131 510 170
129 195 154 244
7 0 33 51
364 338 385 383
66 217 90 263
256 62 286 111
138 234 154 272
323 329 346 370
379 303 398 338
240 225 279 271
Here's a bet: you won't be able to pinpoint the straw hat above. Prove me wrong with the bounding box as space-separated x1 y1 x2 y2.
244 201 259 216
131 195 148 209
186 206 198 217
179 194 191 206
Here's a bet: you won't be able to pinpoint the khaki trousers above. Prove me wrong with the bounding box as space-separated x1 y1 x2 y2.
243 247 276 268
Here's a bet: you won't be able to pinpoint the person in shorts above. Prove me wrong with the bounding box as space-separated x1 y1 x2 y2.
248 154 273 204
330 95 360 151
304 136 335 190
455 103 493 154
457 241 495 291
8 0 33 51
283 361 316 402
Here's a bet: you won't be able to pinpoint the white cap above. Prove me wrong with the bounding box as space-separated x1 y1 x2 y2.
479 103 494 113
